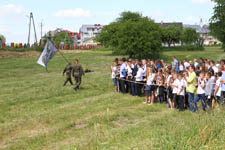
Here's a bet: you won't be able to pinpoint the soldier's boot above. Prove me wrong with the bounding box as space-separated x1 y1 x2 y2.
64 80 68 86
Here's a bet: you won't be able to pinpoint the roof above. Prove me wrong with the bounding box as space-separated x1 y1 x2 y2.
158 22 183 29
183 24 210 33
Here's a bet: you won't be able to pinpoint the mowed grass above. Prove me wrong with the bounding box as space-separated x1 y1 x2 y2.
0 47 224 150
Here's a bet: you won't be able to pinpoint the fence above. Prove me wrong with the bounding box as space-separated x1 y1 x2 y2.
0 43 103 50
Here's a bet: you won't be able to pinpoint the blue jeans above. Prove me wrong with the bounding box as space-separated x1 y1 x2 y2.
159 96 164 104
188 93 195 112
194 94 206 111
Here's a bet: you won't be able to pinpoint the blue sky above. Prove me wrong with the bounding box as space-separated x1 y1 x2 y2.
0 0 214 43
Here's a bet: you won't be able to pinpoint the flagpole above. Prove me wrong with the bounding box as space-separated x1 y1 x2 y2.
58 50 69 63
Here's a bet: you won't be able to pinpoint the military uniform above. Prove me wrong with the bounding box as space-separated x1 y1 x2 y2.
72 63 85 90
63 63 73 86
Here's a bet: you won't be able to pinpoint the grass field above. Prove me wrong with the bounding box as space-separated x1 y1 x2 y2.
0 47 224 150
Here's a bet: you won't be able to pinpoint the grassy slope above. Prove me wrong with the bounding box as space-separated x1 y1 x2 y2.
0 47 224 150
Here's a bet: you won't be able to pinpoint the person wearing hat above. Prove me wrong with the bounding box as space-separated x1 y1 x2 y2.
62 62 73 86
72 58 85 91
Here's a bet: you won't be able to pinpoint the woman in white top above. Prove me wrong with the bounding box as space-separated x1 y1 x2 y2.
144 68 156 105
135 63 143 96
179 61 185 73
193 72 206 111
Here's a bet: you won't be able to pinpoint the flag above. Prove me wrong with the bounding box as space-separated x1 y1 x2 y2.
37 39 58 69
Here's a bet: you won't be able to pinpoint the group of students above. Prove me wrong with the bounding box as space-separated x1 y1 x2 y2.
111 57 225 112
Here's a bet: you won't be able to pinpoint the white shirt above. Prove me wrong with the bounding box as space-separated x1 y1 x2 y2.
120 63 126 78
197 79 205 94
194 62 199 68
212 66 218 74
179 65 184 71
126 66 132 77
216 77 222 96
111 66 118 79
147 73 156 85
136 68 143 81
172 79 179 94
177 79 185 96
184 62 190 69
166 75 172 86
142 64 147 77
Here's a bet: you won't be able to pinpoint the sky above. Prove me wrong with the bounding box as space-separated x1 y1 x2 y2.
0 0 215 43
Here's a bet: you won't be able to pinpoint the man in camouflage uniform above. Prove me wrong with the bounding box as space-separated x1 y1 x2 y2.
72 58 85 91
62 62 73 86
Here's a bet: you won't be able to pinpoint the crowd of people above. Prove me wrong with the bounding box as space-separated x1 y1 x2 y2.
110 57 225 112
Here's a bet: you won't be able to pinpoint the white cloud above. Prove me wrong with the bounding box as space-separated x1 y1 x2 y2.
55 8 91 18
191 0 211 4
0 4 24 18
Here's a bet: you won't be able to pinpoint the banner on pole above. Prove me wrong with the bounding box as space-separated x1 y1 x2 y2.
37 39 58 68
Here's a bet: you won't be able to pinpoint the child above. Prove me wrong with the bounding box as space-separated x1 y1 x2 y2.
172 73 179 108
144 68 155 104
111 61 119 92
214 72 222 105
168 77 174 109
157 74 165 104
205 72 214 108
177 74 185 111
194 72 206 111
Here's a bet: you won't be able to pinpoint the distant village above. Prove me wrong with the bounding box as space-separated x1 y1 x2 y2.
0 21 221 49
42 22 221 47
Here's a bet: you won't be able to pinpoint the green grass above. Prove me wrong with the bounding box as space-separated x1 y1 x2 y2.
0 47 224 150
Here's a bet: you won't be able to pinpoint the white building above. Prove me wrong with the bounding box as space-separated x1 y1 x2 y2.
79 24 103 45
183 24 221 45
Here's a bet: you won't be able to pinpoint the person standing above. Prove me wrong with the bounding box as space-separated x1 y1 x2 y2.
72 58 85 91
185 65 197 112
131 60 138 96
135 63 144 96
119 58 127 94
172 57 179 73
193 72 206 111
111 60 119 92
220 63 225 104
177 74 185 111
62 62 73 86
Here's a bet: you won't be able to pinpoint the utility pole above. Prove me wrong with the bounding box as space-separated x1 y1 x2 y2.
40 21 43 38
27 12 38 46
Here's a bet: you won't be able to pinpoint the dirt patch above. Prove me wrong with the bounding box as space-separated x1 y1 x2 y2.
75 124 88 129
0 51 40 59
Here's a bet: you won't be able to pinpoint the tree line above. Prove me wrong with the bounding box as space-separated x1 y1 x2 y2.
96 11 204 59
97 0 225 58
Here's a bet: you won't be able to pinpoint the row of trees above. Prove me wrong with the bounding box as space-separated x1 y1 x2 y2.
96 11 203 59
161 26 204 47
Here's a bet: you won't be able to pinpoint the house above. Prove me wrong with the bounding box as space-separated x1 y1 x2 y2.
158 21 183 30
183 24 221 45
79 24 103 45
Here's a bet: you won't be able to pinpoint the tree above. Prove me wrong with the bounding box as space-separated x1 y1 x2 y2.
116 11 142 23
181 28 200 46
96 12 162 59
55 32 73 47
209 0 225 51
0 34 6 47
161 25 182 47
